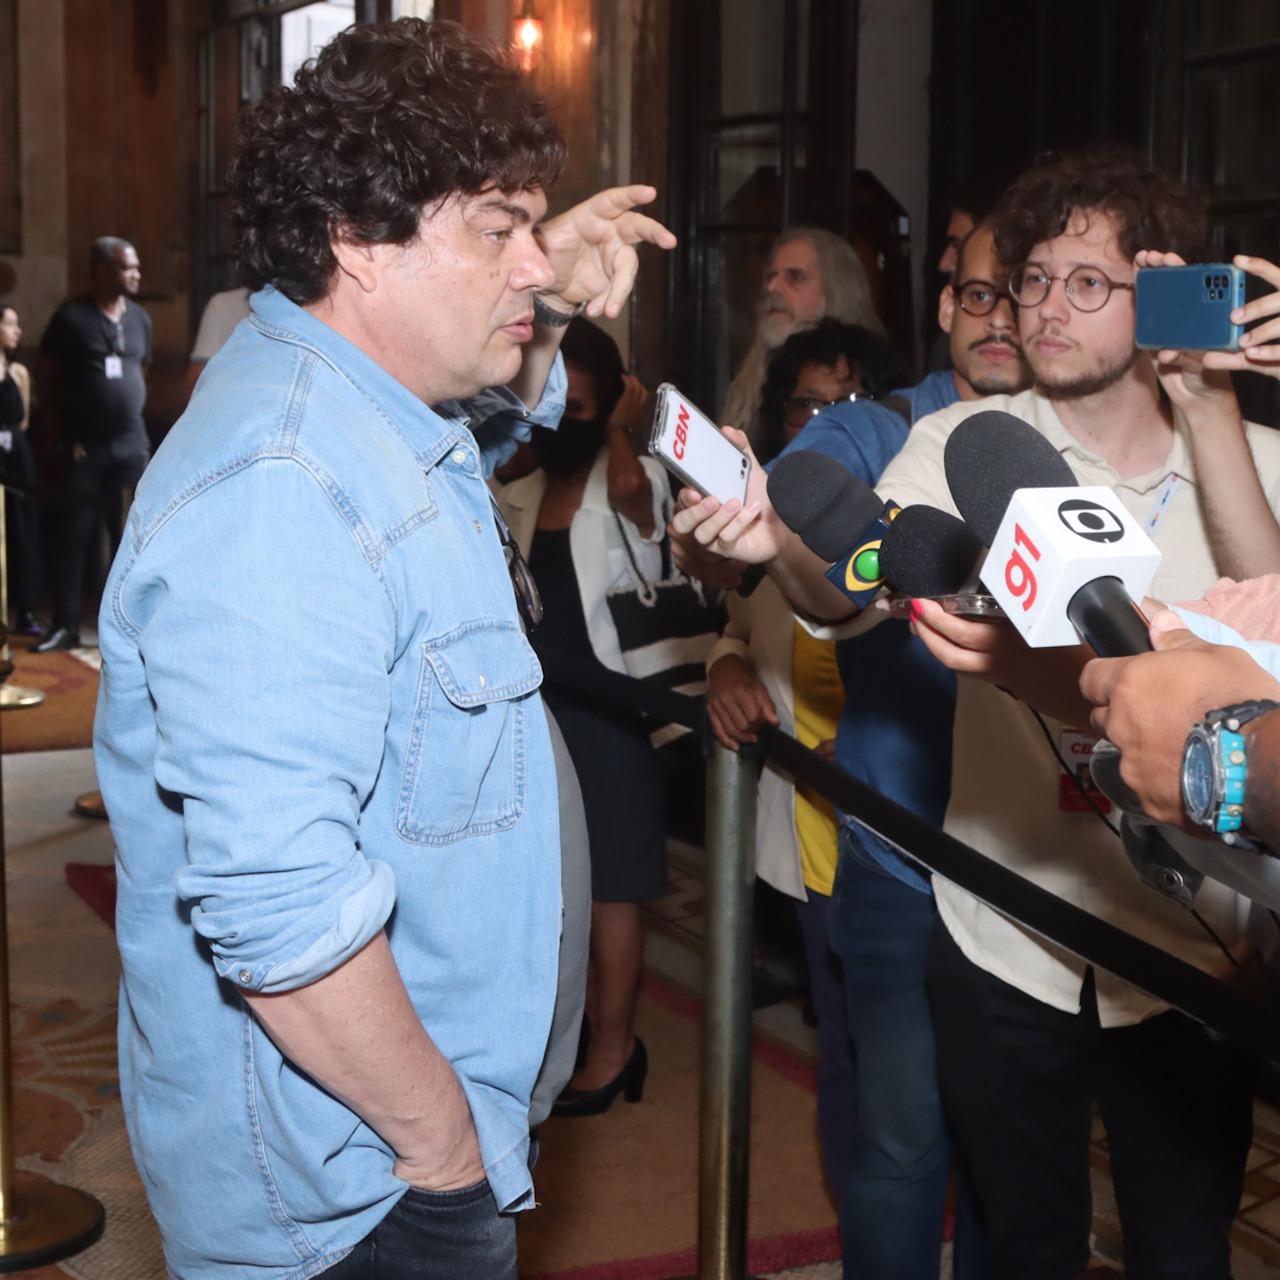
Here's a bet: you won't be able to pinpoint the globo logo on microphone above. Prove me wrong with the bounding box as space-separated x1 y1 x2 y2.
983 485 1161 648
1058 499 1126 544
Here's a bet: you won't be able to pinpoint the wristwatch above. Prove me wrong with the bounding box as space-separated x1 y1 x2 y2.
1181 699 1279 848
532 293 586 327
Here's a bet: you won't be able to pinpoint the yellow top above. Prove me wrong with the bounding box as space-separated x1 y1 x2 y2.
790 623 844 895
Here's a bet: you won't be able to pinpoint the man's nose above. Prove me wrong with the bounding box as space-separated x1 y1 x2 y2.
518 241 556 292
988 296 1016 330
1038 276 1071 323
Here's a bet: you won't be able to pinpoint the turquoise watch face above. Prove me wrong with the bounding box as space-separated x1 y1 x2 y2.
1182 731 1216 826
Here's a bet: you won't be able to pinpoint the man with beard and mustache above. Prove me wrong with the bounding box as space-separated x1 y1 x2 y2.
721 227 885 442
497 317 670 1117
674 146 1280 1280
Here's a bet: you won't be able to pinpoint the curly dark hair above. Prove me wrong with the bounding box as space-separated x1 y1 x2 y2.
994 145 1209 270
229 18 566 304
757 319 911 464
559 317 626 422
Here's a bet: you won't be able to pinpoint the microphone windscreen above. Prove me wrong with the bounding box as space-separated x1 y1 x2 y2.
944 410 1077 545
878 505 985 597
768 450 885 563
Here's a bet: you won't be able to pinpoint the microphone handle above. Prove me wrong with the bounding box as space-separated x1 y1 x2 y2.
1066 576 1153 657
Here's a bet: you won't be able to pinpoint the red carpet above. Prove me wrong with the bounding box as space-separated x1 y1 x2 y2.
65 862 116 928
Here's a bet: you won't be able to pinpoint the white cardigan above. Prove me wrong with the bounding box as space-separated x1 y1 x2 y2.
498 450 669 675
705 578 810 901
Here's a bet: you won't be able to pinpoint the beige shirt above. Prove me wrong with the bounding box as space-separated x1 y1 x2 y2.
874 385 1280 1026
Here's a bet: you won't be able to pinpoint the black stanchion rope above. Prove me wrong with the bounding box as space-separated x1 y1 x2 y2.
536 647 1280 1062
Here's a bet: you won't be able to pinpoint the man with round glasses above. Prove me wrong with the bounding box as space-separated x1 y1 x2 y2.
884 147 1280 1280
673 144 1280 1280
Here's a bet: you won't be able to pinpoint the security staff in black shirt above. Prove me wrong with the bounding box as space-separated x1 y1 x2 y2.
36 236 151 651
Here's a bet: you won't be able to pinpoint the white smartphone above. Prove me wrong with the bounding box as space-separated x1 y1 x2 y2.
648 382 751 506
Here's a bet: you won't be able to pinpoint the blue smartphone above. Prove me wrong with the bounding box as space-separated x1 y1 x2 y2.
1135 263 1244 352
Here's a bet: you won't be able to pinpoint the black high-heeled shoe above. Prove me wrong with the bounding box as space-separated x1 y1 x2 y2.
550 1038 648 1118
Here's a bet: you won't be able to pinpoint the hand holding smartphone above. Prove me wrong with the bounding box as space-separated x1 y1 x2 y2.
649 383 751 507
1135 263 1245 352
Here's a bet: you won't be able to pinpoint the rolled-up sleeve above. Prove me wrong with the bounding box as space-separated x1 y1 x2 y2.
121 459 399 993
451 355 568 476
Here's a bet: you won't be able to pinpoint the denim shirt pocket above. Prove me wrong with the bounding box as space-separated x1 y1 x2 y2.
396 619 542 845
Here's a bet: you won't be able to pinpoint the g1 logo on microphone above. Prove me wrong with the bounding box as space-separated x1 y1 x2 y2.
1058 499 1125 543
1005 524 1040 612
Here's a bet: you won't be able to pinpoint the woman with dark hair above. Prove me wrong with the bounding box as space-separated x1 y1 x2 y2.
498 318 669 1116
0 304 41 634
756 318 912 464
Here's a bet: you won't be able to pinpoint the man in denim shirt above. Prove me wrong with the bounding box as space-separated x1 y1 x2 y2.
94 19 673 1280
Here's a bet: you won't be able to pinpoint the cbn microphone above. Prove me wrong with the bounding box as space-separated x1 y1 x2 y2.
944 409 1078 544
767 450 902 607
877 505 986 598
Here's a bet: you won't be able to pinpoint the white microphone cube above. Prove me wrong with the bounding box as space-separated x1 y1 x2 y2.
983 486 1161 647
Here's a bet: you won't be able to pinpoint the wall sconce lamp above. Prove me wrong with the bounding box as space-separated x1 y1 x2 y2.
514 0 543 73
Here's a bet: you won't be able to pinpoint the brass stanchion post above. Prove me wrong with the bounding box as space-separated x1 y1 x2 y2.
0 624 104 1265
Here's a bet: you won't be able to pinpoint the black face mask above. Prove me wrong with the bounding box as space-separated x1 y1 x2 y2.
531 416 607 479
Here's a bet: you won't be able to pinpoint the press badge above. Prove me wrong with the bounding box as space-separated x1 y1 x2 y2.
104 355 123 379
1058 727 1112 814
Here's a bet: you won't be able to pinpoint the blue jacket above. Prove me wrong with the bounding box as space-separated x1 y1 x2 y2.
95 287 563 1278
775 371 960 891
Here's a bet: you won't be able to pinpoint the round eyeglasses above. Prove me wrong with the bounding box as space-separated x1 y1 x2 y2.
783 392 868 432
1009 264 1136 313
954 279 1011 318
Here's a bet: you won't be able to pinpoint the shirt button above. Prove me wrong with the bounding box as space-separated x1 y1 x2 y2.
238 970 252 985
474 520 483 533
479 674 487 688
451 449 467 466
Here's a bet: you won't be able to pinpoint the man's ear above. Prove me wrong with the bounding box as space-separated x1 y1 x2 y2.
330 224 379 293
939 283 956 336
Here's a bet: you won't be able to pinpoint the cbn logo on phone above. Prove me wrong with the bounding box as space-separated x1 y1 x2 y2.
672 404 690 460
648 383 751 506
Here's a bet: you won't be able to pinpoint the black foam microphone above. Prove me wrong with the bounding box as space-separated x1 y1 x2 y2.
877 505 986 599
943 409 1078 544
944 412 1158 656
767 450 901 606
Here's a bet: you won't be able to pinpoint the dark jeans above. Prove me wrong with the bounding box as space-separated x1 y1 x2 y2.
828 828 983 1280
792 886 858 1204
52 444 147 632
318 1181 516 1280
929 919 1256 1280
